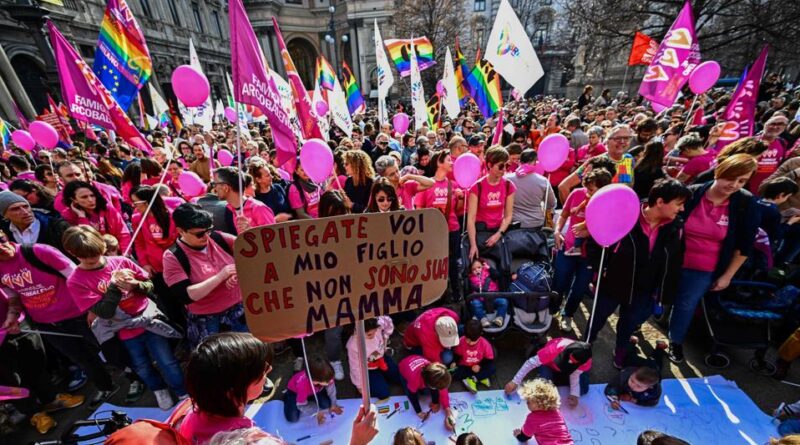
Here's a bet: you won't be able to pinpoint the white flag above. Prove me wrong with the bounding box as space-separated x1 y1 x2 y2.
188 39 214 131
374 19 394 126
214 100 225 122
485 0 543 95
441 47 461 120
148 84 169 123
330 78 353 137
409 43 427 131
145 114 159 130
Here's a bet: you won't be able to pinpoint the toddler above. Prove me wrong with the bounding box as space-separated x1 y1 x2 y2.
452 319 496 393
102 234 120 256
514 379 573 444
283 356 343 424
468 258 508 328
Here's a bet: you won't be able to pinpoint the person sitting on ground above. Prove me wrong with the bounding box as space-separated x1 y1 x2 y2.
513 378 573 444
452 319 496 393
398 355 455 432
403 307 460 366
604 337 667 410
282 355 343 424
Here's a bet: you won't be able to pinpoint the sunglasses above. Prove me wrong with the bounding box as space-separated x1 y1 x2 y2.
131 200 147 206
465 126 474 130
377 196 395 203
378 141 389 146
188 226 214 238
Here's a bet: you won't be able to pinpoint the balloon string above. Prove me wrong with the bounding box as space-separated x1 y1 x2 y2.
300 337 321 417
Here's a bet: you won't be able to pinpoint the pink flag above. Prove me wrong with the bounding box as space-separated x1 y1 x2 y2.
714 46 769 152
691 105 705 126
492 111 503 145
47 20 152 154
229 0 297 172
638 2 700 108
12 101 28 130
272 17 323 141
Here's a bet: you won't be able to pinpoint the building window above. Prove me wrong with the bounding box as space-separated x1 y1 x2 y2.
80 45 94 59
533 28 548 47
474 0 485 11
167 1 180 25
475 27 485 47
212 11 223 36
286 0 302 4
139 0 153 18
192 2 204 32
540 0 552 5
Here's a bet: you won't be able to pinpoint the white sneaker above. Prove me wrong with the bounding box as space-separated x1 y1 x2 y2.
493 317 504 327
480 317 491 328
331 361 345 381
559 316 573 332
293 357 304 372
154 389 175 411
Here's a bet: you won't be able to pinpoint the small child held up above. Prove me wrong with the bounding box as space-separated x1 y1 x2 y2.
453 319 496 393
283 356 343 424
605 337 666 409
514 379 573 444
399 355 455 432
467 258 508 328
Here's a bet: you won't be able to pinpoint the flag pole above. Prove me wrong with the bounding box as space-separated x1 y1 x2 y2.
621 65 630 94
679 95 700 137
235 102 244 217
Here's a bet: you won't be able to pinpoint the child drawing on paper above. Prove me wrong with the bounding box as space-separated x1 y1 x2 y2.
514 379 574 444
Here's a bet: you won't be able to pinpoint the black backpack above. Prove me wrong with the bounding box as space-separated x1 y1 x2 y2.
168 232 233 277
20 244 62 277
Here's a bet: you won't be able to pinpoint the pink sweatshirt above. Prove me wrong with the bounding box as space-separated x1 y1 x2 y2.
399 355 450 409
55 181 123 217
403 307 460 363
286 370 337 405
62 206 132 254
131 211 177 272
227 198 275 233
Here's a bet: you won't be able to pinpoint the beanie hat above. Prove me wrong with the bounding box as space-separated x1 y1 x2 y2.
0 191 27 217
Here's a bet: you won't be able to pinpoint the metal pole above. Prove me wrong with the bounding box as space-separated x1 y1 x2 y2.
585 247 606 342
679 95 700 137
621 65 630 94
355 320 372 410
235 102 244 217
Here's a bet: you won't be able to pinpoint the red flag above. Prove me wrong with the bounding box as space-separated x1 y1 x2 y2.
628 32 658 66
691 106 705 126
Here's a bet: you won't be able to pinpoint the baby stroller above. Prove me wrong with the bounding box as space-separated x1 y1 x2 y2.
700 280 798 372
459 231 513 337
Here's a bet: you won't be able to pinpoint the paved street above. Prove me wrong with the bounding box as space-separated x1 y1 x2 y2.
7 300 795 444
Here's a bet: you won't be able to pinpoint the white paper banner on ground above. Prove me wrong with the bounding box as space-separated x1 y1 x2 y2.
84 377 777 444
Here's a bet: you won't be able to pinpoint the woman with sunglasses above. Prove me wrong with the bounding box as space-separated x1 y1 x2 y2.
467 146 516 261
365 178 402 213
162 203 248 348
62 180 131 254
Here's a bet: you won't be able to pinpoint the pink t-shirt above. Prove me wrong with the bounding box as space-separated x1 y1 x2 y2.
399 180 419 210
132 211 177 272
0 244 82 324
751 138 786 192
562 188 589 251
287 371 328 404
521 410 574 445
398 355 450 409
227 198 275 233
638 209 667 254
67 256 150 340
288 183 320 218
162 233 241 315
678 152 714 181
537 338 592 373
576 143 606 164
179 408 255 445
453 336 494 367
470 177 516 229
415 178 458 231
683 196 729 272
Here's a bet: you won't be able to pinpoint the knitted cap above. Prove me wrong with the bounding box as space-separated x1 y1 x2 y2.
0 191 26 216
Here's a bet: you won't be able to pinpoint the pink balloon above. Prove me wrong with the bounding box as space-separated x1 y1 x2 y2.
453 153 482 189
171 65 210 107
217 149 234 166
224 106 237 123
392 113 410 134
178 171 206 197
585 184 640 247
29 121 59 149
299 138 333 184
538 134 570 172
689 61 721 95
11 130 35 151
651 102 668 113
315 100 329 116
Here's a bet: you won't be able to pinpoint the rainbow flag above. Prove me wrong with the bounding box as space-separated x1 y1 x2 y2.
384 37 435 77
454 40 470 106
317 57 337 91
426 93 441 130
0 118 10 149
342 62 365 115
93 0 152 112
465 49 502 118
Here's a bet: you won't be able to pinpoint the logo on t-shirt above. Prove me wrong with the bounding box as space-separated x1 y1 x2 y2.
486 191 502 207
1 268 33 289
149 223 163 238
717 215 729 227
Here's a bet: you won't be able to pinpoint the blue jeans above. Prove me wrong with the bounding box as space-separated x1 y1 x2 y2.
554 250 593 317
368 355 402 400
283 388 332 423
668 268 715 344
538 365 589 395
470 298 509 320
122 331 186 396
585 291 653 348
186 303 249 348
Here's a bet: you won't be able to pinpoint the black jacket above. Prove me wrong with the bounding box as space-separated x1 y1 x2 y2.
682 182 759 279
1 209 71 254
587 211 684 306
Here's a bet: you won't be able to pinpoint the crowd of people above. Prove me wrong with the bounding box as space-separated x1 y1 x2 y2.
1 77 800 444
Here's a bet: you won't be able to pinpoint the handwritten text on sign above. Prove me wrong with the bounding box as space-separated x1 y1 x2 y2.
234 209 449 342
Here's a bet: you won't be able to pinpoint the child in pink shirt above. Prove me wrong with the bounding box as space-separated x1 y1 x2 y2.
513 379 573 444
399 355 456 432
452 320 496 393
63 225 185 410
467 259 508 328
282 356 343 424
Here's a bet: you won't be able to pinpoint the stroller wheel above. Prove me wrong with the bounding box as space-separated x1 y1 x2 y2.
748 358 777 376
704 352 731 369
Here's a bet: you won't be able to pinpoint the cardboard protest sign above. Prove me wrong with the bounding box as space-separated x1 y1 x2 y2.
234 209 449 342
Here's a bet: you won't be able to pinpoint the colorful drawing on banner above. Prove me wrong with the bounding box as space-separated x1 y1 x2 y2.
561 402 594 425
603 402 626 425
497 25 520 57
